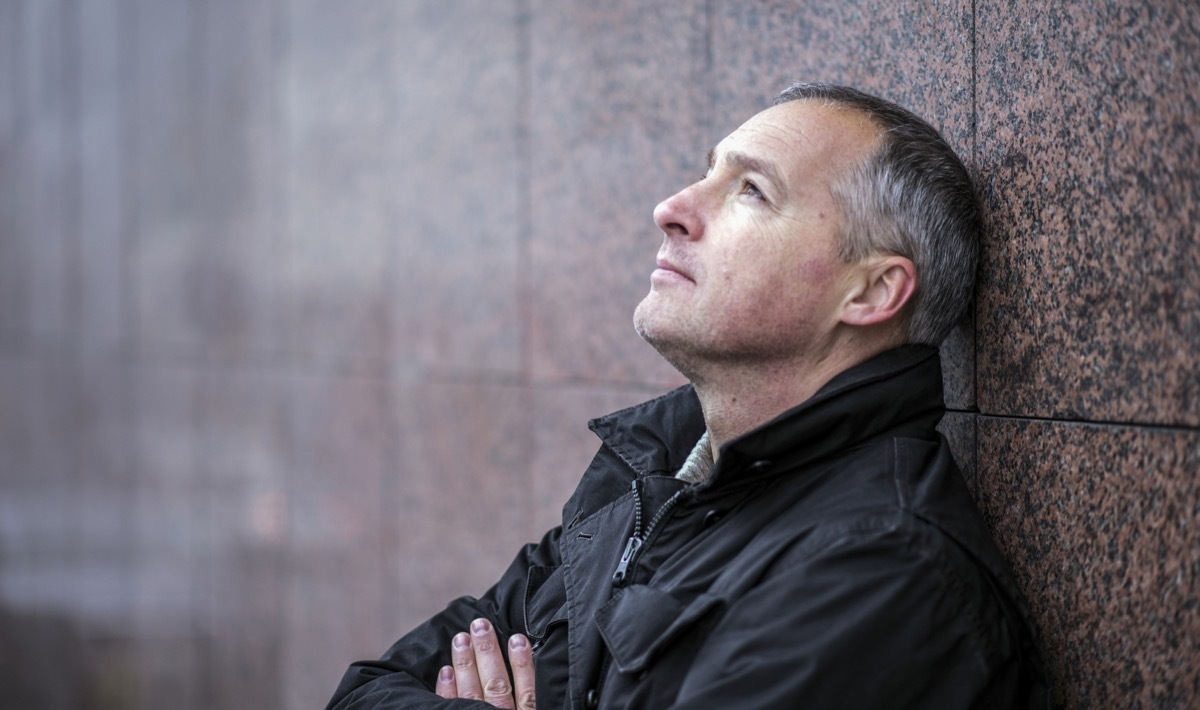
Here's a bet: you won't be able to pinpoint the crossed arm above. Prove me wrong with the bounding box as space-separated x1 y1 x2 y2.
434 618 537 710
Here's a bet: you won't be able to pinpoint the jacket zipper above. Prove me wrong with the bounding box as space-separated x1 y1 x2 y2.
611 479 688 586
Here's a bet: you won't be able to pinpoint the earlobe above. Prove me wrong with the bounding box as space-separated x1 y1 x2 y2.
841 256 916 327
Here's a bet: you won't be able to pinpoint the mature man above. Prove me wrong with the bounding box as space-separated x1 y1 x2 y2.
328 83 1048 709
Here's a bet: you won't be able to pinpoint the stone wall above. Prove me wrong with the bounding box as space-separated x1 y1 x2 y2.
0 1 1195 707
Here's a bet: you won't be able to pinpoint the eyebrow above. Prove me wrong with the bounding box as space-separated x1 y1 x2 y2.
707 148 786 193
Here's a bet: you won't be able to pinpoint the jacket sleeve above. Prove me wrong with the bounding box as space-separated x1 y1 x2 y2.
326 525 563 710
667 522 1034 709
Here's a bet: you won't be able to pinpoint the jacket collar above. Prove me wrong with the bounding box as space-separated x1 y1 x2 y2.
589 345 945 486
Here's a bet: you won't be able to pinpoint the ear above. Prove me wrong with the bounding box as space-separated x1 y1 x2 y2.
840 256 916 327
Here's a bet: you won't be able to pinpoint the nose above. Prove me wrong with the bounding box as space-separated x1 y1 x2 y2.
653 183 703 241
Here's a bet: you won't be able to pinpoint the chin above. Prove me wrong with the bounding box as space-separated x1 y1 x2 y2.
633 316 702 381
632 299 653 338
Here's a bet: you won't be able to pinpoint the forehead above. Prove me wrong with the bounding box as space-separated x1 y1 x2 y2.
715 100 880 184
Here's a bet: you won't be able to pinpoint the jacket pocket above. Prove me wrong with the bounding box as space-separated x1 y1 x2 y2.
523 564 568 640
594 585 724 674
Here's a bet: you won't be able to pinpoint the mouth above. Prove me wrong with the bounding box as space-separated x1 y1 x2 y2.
652 257 695 284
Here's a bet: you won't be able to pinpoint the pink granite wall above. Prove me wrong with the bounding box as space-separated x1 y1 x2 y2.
0 1 1195 708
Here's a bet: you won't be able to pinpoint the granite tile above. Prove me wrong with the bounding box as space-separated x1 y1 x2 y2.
194 368 287 706
0 359 31 555
0 1 24 352
976 417 1200 709
282 0 397 376
528 0 705 389
130 366 200 632
939 321 975 411
976 0 1200 425
199 370 287 547
283 548 386 710
390 1 523 377
80 635 140 710
0 361 76 560
75 362 133 486
23 0 73 353
0 603 95 709
385 380 537 636
0 360 56 488
131 0 209 364
284 373 390 706
135 0 280 366
286 373 389 552
196 0 280 364
133 634 201 710
207 545 284 710
76 0 128 362
72 363 135 625
711 0 975 140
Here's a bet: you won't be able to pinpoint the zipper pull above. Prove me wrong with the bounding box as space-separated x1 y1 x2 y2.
611 535 643 586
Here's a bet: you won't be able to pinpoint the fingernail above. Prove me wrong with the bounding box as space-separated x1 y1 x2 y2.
471 618 490 635
510 634 529 650
453 632 470 649
439 666 453 682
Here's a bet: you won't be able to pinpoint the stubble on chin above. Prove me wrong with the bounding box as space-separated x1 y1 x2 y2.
633 297 705 383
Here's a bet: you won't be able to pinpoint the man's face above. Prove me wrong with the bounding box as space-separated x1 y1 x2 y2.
633 100 880 373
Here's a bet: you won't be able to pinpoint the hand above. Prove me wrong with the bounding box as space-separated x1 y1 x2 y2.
435 618 536 709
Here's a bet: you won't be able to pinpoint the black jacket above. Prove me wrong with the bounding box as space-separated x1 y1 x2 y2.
328 346 1049 708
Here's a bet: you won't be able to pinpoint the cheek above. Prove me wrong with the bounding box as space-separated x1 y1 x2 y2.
746 254 845 327
790 255 840 288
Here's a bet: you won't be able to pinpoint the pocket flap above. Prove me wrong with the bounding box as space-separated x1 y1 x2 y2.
595 586 723 674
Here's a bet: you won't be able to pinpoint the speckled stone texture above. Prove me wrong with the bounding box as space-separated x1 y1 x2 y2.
1 1 1197 708
977 417 1200 708
976 0 1200 425
390 1 524 376
283 0 398 376
385 380 538 636
284 373 391 708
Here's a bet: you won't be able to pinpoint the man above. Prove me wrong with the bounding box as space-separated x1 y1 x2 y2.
328 83 1048 709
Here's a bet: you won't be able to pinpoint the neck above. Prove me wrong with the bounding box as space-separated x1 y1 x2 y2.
692 336 897 460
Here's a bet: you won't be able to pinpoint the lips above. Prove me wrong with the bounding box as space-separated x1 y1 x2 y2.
654 256 695 283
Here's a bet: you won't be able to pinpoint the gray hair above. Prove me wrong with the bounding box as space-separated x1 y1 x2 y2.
773 82 980 346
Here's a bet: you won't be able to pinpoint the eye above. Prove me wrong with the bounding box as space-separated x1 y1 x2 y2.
741 180 765 201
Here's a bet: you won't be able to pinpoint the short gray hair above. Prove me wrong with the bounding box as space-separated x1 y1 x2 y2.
773 82 980 346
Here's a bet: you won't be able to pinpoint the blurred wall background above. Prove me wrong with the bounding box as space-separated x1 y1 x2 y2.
0 1 1196 708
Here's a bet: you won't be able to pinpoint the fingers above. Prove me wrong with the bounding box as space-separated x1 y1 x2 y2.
447 619 536 708
471 618 517 708
451 631 485 701
435 665 457 699
509 634 537 710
